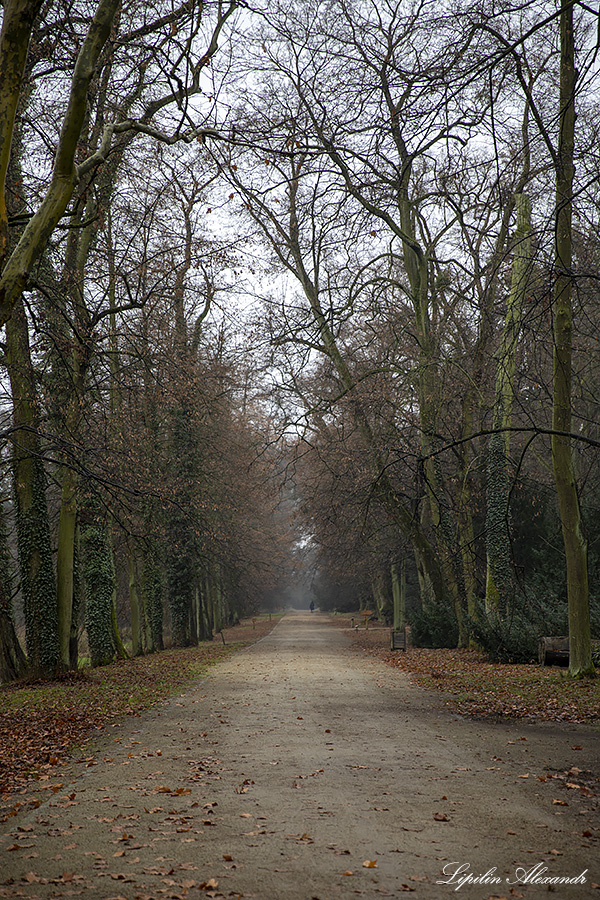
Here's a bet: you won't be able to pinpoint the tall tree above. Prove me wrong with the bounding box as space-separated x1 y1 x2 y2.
551 0 593 676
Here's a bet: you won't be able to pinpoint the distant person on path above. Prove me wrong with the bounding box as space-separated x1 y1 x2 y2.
310 601 315 613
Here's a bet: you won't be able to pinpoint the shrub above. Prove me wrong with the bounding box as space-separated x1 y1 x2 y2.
469 604 539 663
410 601 458 649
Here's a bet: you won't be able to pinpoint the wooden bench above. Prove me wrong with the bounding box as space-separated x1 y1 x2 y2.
538 636 568 666
390 629 407 651
539 636 600 666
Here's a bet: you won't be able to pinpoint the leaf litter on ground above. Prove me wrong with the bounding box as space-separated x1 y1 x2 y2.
334 618 600 723
0 616 281 819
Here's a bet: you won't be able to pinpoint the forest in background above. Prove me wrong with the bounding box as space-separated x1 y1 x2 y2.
0 0 599 683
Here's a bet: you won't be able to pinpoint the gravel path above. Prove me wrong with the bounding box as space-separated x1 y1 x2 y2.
1 610 598 899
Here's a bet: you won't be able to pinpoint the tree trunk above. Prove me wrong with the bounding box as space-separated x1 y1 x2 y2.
371 573 390 621
392 126 464 634
6 298 59 677
0 0 121 325
142 548 163 651
391 559 406 631
56 467 78 668
129 550 142 657
69 522 82 669
0 495 27 682
486 193 532 612
0 0 43 270
82 515 115 667
111 581 129 660
551 0 593 678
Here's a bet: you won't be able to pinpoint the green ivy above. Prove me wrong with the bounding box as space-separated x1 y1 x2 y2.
166 522 195 647
15 458 60 676
143 550 164 651
70 523 82 669
82 519 115 667
485 431 514 609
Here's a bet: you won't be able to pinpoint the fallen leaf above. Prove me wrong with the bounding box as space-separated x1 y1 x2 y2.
433 813 449 821
363 860 377 868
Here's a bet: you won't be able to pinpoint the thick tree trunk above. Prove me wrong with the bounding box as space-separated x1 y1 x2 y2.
82 516 115 667
370 573 390 621
142 547 164 651
0 495 27 682
6 299 59 677
0 607 26 683
551 1 593 678
0 1 43 269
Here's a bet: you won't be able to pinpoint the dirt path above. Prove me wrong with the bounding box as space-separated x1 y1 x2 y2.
1 611 598 899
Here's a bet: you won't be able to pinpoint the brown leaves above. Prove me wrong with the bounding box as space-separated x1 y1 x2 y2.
0 618 280 812
154 785 191 796
235 778 254 794
344 629 600 723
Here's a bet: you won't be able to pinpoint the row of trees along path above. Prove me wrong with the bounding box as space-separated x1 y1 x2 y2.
0 0 599 679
